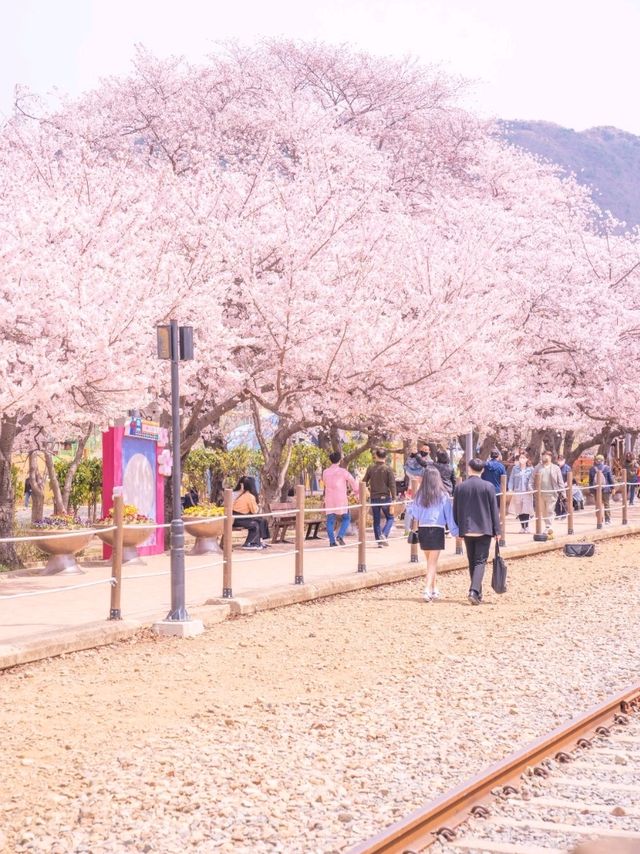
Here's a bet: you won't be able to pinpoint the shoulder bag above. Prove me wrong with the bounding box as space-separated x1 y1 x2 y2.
563 543 595 557
491 540 508 594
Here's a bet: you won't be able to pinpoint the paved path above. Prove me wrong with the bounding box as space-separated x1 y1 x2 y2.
0 499 637 654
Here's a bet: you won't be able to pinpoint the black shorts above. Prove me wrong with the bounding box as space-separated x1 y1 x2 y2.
418 526 445 551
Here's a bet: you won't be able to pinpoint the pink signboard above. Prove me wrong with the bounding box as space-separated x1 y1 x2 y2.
102 421 166 558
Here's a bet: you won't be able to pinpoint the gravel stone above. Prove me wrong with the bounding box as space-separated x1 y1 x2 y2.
1 536 640 853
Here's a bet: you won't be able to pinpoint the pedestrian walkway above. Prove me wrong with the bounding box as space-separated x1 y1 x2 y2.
0 500 638 666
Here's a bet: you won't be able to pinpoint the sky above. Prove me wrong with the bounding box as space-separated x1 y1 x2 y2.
2 0 640 133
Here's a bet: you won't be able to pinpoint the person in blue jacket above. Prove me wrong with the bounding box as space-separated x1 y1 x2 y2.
481 449 506 509
409 467 459 602
588 454 614 524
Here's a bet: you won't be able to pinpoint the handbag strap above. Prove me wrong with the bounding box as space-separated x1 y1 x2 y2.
495 540 500 558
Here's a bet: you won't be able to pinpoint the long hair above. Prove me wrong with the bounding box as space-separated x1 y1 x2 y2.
415 466 446 508
238 476 259 500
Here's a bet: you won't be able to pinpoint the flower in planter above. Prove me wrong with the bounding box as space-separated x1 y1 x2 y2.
33 514 89 530
183 504 225 518
100 504 152 525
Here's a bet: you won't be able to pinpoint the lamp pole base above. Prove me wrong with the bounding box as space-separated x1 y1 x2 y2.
152 619 204 638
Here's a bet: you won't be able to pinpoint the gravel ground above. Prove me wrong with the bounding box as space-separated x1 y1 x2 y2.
2 536 640 854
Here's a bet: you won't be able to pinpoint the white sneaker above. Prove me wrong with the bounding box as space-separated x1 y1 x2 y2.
423 588 433 601
430 589 441 600
380 536 390 547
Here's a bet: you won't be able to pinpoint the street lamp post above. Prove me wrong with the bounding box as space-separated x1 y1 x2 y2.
154 319 203 636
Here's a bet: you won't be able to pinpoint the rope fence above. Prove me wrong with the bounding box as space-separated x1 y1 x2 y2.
1 470 636 623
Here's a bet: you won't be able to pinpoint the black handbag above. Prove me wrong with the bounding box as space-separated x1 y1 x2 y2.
491 541 507 594
407 531 419 545
564 543 595 557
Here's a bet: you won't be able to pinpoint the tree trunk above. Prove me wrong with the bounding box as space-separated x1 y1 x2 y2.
260 430 293 509
61 428 92 512
44 450 66 515
479 434 498 460
29 451 46 523
343 435 374 470
0 415 20 568
527 429 544 464
203 431 226 504
562 430 575 460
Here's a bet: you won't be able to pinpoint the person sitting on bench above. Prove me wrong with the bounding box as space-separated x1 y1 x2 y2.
233 477 263 550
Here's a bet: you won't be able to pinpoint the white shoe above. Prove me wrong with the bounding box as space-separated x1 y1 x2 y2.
430 589 441 600
380 536 390 547
423 588 433 601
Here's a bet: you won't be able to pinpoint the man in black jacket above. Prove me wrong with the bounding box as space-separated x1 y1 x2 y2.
453 458 500 605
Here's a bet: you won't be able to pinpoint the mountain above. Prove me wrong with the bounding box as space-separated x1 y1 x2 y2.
500 120 640 228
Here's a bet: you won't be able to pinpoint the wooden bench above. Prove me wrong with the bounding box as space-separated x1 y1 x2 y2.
269 502 326 542
270 501 296 543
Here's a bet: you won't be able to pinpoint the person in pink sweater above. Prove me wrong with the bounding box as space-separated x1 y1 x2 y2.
322 451 359 546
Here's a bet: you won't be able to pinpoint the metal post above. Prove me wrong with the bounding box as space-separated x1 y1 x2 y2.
409 477 419 563
109 490 124 620
295 484 304 584
596 478 603 529
165 318 189 621
499 474 507 547
622 469 629 525
566 471 574 536
357 481 367 572
534 471 543 537
222 488 233 598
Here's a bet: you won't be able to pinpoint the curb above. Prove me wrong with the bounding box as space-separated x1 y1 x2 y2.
2 523 638 671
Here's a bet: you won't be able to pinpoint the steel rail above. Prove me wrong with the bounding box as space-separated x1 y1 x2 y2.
348 682 640 854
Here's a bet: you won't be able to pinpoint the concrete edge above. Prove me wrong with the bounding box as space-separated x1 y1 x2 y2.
0 619 142 670
3 523 638 671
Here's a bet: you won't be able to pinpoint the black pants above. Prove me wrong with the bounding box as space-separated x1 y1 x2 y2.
233 517 261 545
517 512 530 530
464 534 492 597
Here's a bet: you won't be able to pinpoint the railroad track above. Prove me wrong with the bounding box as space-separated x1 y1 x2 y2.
349 684 640 854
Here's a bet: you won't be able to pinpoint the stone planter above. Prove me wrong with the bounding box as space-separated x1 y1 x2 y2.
30 530 94 575
97 526 150 563
183 517 224 555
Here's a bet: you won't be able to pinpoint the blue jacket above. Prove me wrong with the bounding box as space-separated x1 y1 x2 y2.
481 459 506 493
408 495 459 537
589 463 614 494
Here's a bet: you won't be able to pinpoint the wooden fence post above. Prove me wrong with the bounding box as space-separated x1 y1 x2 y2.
622 469 629 526
596 479 603 529
499 474 507 547
534 471 543 537
358 481 367 573
566 471 574 536
295 484 305 584
109 490 124 620
222 488 233 598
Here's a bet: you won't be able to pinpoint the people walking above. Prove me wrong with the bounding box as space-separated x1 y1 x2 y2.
409 467 458 601
481 449 506 510
508 453 534 532
624 452 638 506
23 476 32 509
434 450 456 496
453 459 500 605
323 451 358 547
364 449 397 547
589 454 614 525
232 476 263 549
531 451 564 535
